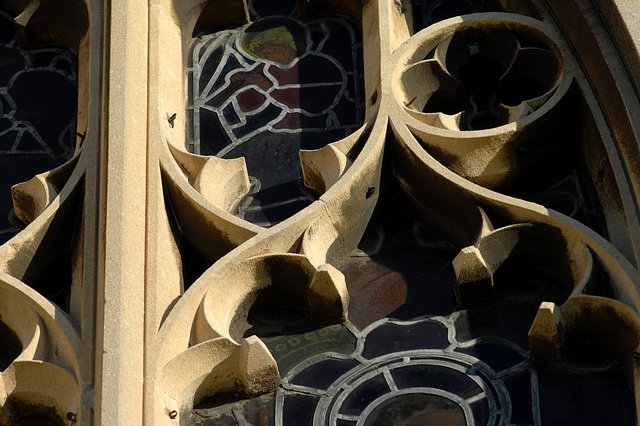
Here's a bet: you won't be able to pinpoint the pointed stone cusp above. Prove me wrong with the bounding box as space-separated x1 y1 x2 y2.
238 336 279 396
194 156 251 213
300 144 350 196
308 264 348 322
452 246 494 308
529 301 565 363
11 175 58 225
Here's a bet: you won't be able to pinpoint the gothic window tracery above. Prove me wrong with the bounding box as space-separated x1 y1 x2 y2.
186 0 365 226
0 0 639 424
0 9 78 244
0 2 88 425
161 1 640 425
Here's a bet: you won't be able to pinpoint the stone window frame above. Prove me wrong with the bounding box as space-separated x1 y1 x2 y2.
147 0 640 424
0 0 639 424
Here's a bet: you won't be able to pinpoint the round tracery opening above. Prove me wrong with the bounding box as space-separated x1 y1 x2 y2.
399 20 564 131
363 393 466 426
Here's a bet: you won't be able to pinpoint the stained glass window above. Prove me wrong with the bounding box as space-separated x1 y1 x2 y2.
184 2 637 423
0 10 78 244
190 204 635 425
186 0 364 226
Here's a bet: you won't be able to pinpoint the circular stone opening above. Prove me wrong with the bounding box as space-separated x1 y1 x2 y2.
363 393 466 426
398 17 564 134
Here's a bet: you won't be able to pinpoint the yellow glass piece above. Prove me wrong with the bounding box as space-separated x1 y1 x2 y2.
243 25 297 64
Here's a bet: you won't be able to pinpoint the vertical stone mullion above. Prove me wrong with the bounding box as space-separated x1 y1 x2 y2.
144 0 187 423
94 0 149 424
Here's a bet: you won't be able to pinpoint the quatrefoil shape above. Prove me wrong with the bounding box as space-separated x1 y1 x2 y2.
402 22 563 131
394 15 572 191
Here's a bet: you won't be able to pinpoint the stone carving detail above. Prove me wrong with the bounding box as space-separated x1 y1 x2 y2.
397 18 568 191
0 5 86 424
155 3 640 425
185 0 365 226
403 24 562 130
0 0 638 424
0 276 81 425
0 10 78 243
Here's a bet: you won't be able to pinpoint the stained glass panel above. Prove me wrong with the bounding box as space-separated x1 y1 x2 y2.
187 2 636 425
0 10 78 244
187 0 364 226
191 202 635 425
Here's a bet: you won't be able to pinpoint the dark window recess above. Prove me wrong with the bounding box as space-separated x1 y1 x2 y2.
392 364 484 399
343 206 459 330
538 366 635 425
162 177 212 293
364 394 466 426
455 341 525 373
19 179 84 314
11 402 67 426
361 321 450 359
0 11 78 245
413 0 488 30
187 0 364 226
0 320 21 371
340 374 389 416
289 358 361 390
281 395 319 425
504 371 534 425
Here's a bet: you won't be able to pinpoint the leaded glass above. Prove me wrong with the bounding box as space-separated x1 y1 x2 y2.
190 202 635 425
0 10 78 244
187 0 364 226
176 2 640 426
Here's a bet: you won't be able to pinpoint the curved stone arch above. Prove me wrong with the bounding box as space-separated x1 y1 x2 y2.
142 1 640 425
0 1 98 424
145 0 374 312
0 271 82 425
174 0 368 227
0 0 93 322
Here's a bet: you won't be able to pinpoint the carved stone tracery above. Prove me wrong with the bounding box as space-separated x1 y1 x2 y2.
0 0 639 424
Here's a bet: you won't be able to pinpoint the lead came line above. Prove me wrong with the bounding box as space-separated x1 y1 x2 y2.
382 368 398 392
466 391 487 405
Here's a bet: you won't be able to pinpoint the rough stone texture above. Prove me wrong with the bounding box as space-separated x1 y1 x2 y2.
0 0 638 424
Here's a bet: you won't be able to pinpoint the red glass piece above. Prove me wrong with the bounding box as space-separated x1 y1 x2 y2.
272 112 301 129
269 62 300 85
236 87 267 112
271 87 300 108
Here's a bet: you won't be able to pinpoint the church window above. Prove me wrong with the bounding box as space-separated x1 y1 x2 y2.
186 0 365 226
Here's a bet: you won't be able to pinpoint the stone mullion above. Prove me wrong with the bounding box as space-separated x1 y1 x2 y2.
76 1 104 423
143 0 188 424
94 0 149 424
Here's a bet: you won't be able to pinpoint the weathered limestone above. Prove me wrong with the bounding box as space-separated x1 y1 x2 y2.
0 0 639 424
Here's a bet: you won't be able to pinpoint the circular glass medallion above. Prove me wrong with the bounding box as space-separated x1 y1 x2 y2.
364 393 466 426
277 317 525 426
